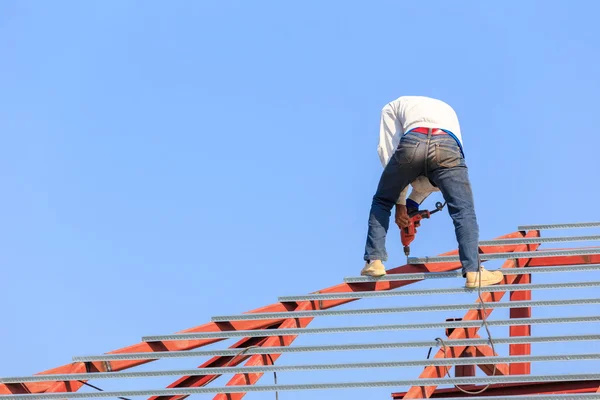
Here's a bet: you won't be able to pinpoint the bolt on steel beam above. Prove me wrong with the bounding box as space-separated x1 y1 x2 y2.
72 333 600 362
408 248 600 264
142 315 600 341
2 373 600 399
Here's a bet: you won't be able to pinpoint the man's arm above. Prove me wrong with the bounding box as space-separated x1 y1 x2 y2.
407 190 429 211
407 177 440 212
377 100 410 205
398 183 436 228
376 99 411 227
376 101 402 168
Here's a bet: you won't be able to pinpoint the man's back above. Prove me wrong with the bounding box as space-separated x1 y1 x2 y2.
388 96 462 144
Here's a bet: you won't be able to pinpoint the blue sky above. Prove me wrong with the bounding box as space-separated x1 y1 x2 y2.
1 1 600 399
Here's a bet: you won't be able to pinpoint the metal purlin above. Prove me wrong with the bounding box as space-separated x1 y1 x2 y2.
72 333 600 362
3 373 600 399
3 353 600 384
141 315 600 341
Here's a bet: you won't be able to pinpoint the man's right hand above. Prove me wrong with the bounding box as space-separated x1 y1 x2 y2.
395 204 410 229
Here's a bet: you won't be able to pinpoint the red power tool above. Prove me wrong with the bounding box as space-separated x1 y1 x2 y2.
401 201 445 257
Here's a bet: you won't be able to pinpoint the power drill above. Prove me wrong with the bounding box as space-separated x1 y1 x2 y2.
401 201 445 257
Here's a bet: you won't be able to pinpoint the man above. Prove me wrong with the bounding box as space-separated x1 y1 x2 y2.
376 98 442 227
360 96 503 288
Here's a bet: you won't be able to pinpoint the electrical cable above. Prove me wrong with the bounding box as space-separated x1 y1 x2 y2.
428 256 499 395
79 345 279 400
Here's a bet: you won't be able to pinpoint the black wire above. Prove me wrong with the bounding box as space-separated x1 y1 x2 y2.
75 345 277 400
265 354 279 400
432 257 498 395
77 380 131 400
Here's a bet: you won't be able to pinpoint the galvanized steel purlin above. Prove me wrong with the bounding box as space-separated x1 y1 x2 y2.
142 315 600 341
344 264 600 283
518 222 600 230
408 247 600 264
479 235 600 245
3 353 600 384
211 298 600 322
2 230 543 397
72 334 600 362
279 280 600 302
2 373 600 399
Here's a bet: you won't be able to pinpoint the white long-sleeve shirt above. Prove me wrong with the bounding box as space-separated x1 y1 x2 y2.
377 96 463 205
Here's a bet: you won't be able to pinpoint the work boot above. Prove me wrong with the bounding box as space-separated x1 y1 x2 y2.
465 267 504 288
361 260 386 277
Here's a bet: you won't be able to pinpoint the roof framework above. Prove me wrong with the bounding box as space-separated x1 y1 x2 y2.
2 222 600 399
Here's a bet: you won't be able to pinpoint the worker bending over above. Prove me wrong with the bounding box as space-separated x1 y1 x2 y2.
361 96 503 288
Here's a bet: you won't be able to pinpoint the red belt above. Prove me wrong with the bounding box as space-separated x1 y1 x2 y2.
409 127 447 135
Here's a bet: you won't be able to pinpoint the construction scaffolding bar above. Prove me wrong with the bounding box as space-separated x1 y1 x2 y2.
3 353 599 384
73 333 600 362
2 373 600 399
518 222 600 231
344 264 600 284
279 280 600 302
407 248 600 264
211 297 600 322
142 315 600 341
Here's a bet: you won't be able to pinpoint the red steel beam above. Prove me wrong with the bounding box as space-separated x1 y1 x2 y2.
152 302 315 400
454 347 475 377
393 380 600 398
473 345 508 376
212 302 315 400
402 241 541 399
509 272 531 375
0 230 537 396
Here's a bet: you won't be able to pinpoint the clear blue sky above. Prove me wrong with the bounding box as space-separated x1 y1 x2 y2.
2 1 600 399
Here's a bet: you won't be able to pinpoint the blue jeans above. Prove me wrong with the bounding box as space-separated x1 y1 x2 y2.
364 129 480 275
